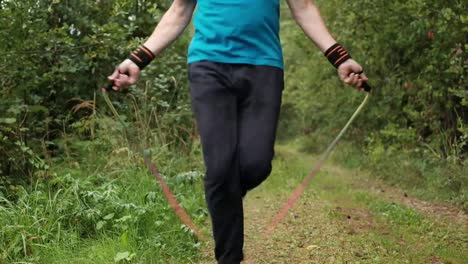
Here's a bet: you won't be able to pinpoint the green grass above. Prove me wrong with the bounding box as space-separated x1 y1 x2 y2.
354 192 467 261
296 134 468 212
247 143 468 263
0 133 207 264
2 125 466 263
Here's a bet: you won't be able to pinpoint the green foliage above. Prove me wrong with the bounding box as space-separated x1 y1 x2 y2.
0 1 199 262
280 0 467 208
283 0 467 159
0 143 205 263
0 0 192 178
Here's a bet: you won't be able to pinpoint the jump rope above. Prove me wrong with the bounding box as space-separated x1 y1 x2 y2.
102 71 371 242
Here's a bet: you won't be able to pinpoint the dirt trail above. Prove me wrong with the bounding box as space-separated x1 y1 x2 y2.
198 148 468 263
323 165 468 229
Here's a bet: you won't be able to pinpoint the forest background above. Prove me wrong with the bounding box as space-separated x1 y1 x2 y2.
0 0 466 263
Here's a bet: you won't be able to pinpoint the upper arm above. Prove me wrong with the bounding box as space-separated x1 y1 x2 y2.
286 0 314 18
171 0 197 18
173 0 196 7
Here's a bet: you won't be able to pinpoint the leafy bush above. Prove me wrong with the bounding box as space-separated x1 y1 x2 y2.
0 2 201 261
280 0 466 207
283 0 466 159
0 0 193 179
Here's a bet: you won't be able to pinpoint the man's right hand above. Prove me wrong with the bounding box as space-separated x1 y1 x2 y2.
107 59 141 91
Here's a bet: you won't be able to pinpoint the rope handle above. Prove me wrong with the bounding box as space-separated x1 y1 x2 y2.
356 69 372 92
362 82 372 92
105 82 114 92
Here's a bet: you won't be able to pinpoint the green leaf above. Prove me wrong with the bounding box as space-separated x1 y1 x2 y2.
96 221 105 230
120 232 129 247
29 105 49 113
114 252 130 263
103 213 115 220
0 118 16 124
116 215 132 223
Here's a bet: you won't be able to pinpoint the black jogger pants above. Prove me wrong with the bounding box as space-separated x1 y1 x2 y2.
188 61 283 264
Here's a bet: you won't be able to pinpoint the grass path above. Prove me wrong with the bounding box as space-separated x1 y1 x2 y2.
199 145 467 263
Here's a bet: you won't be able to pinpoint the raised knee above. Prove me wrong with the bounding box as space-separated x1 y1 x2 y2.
242 159 272 186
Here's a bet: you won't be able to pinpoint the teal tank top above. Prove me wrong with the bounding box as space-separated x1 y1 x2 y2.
188 0 283 69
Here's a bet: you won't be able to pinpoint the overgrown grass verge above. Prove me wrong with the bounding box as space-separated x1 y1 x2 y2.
292 134 468 212
0 118 207 263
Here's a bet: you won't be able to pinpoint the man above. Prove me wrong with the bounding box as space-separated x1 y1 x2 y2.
108 0 368 263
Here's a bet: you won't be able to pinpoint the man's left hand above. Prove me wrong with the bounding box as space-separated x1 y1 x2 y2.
337 59 368 90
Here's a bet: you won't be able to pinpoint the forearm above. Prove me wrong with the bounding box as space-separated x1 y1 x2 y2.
143 0 195 56
288 0 336 52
